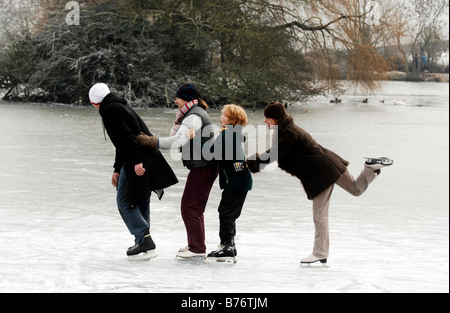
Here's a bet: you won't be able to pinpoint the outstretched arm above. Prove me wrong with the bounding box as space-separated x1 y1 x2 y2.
137 115 202 150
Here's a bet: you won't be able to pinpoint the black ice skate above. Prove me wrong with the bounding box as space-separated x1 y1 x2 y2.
206 244 237 264
127 232 157 261
365 157 394 172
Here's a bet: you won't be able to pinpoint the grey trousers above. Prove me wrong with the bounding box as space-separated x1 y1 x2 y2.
312 166 378 259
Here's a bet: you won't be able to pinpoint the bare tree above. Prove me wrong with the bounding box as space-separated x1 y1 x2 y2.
399 0 449 74
243 0 399 91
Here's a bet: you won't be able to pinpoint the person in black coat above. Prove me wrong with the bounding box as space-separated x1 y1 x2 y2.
89 83 178 261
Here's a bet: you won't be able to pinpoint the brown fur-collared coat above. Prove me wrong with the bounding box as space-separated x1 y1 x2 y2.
247 115 349 200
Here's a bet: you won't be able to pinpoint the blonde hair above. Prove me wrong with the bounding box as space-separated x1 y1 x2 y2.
222 104 248 126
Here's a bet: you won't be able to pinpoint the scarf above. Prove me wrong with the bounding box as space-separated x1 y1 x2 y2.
170 99 198 136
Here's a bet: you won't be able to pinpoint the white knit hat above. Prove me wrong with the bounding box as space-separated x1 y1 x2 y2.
89 83 110 104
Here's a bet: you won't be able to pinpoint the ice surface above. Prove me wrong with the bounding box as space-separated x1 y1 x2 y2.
0 81 448 293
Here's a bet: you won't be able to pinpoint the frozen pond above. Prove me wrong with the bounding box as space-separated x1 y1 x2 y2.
0 81 448 293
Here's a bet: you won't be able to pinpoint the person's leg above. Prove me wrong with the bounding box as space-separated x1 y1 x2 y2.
180 164 218 253
336 166 377 197
116 168 150 245
127 197 156 257
303 185 334 263
139 197 150 230
218 190 248 245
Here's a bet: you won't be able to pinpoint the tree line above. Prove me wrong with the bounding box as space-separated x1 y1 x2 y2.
0 0 448 107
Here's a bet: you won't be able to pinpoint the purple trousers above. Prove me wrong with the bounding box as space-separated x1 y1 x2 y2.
181 163 218 253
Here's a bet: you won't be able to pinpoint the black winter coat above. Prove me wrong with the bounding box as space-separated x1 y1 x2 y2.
211 128 252 191
99 94 178 206
247 115 348 200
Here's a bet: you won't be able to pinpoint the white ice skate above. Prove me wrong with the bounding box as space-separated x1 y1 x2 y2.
176 248 206 260
178 246 190 253
300 254 328 267
175 246 206 263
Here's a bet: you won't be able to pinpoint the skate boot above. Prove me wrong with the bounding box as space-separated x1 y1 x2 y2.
127 231 157 261
176 248 206 259
178 246 190 253
365 157 394 172
206 244 237 264
300 254 327 266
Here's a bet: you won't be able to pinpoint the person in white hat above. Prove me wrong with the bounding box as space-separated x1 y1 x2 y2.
89 83 179 261
89 83 110 107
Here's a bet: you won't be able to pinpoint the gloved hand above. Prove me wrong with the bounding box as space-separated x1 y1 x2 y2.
246 153 261 173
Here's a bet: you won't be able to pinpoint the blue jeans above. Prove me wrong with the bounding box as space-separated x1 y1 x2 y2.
117 167 150 245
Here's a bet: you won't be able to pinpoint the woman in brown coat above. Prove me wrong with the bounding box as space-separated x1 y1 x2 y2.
247 101 393 265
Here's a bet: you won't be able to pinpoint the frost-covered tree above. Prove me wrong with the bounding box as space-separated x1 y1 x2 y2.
1 0 411 105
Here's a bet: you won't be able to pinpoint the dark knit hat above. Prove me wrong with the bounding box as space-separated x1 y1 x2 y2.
175 84 202 101
264 101 287 121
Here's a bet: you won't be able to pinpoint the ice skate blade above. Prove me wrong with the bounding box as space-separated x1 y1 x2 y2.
127 250 157 262
300 259 329 268
175 256 207 264
206 257 237 265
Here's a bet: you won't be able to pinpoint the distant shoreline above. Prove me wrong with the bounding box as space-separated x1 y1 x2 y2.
382 71 449 83
1 75 448 106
